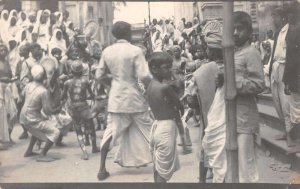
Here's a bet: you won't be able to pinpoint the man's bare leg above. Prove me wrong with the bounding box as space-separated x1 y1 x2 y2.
85 132 90 146
24 136 38 157
88 120 100 153
8 127 15 144
55 134 66 147
19 125 29 139
74 122 89 160
97 136 112 180
154 169 166 183
37 139 56 162
199 162 208 183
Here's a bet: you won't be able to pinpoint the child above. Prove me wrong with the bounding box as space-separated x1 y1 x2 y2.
61 60 100 160
51 48 69 86
147 51 189 183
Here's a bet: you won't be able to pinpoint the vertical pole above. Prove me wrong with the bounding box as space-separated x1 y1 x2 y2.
148 1 151 25
222 1 239 183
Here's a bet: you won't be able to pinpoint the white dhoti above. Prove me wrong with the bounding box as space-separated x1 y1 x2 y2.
24 119 60 143
271 62 291 132
55 105 73 136
290 92 300 124
202 86 227 183
237 133 259 183
0 83 17 143
101 111 153 167
150 120 180 181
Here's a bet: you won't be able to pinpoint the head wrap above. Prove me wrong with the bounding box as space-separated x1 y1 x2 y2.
1 10 9 20
31 65 45 81
40 57 58 77
172 45 181 51
28 11 36 17
49 29 67 53
203 20 223 49
71 60 83 73
43 9 51 16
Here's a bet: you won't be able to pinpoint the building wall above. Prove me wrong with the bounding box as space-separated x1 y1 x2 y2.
257 1 284 41
173 2 194 27
173 1 285 41
20 1 114 46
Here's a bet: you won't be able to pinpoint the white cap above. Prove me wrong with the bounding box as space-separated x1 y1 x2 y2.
31 65 45 81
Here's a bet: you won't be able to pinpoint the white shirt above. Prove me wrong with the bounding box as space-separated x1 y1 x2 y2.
96 39 152 113
273 24 289 64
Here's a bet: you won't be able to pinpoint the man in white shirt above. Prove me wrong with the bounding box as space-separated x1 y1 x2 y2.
96 21 153 180
270 7 293 146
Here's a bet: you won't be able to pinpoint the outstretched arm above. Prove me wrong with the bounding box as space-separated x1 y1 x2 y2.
86 80 95 99
61 80 69 102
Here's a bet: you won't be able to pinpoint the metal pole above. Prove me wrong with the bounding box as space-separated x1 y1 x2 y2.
222 1 239 183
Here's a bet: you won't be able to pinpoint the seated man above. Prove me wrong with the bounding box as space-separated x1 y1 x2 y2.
20 65 60 162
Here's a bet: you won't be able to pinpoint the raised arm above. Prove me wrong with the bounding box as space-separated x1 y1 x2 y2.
86 80 95 99
95 52 109 82
61 80 69 102
134 49 152 88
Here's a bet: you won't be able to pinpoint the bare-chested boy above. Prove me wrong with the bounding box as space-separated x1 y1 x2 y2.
147 51 189 183
61 60 100 160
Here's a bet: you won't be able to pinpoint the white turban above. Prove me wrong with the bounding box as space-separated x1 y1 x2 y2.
31 65 45 81
203 20 223 49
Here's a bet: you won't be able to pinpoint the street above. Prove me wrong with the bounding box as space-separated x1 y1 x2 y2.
0 123 298 183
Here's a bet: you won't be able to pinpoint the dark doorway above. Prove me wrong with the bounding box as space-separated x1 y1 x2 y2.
39 0 59 12
3 0 21 11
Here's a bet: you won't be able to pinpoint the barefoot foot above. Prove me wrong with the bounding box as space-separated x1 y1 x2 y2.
97 170 110 181
92 147 100 153
36 155 56 162
24 152 39 157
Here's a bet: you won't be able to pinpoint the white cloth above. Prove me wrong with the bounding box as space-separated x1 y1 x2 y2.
273 24 289 64
0 83 18 142
9 47 20 77
49 29 67 54
150 120 180 181
271 62 291 132
0 10 9 42
17 11 29 30
20 82 60 143
38 23 51 51
237 133 259 183
96 39 152 113
290 92 300 124
101 111 153 167
202 86 227 183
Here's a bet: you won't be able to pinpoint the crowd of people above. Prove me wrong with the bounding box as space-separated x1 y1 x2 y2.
0 8 104 161
0 0 300 183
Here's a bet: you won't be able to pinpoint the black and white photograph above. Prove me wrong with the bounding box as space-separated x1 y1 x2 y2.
0 0 299 185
